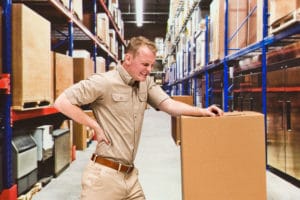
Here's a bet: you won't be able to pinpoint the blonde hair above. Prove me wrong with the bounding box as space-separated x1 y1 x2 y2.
125 36 157 57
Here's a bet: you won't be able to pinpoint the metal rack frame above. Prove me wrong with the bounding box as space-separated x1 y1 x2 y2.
166 0 300 114
0 0 126 198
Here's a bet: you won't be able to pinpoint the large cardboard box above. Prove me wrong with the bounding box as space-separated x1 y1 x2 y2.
52 52 74 99
73 58 94 83
181 111 266 200
171 95 194 145
11 4 52 110
210 0 248 61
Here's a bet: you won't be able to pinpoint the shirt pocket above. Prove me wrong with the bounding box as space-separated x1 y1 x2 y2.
111 93 130 115
112 93 130 102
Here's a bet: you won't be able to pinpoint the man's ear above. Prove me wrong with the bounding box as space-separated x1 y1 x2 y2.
123 53 131 66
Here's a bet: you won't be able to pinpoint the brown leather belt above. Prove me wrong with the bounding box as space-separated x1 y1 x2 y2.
91 154 134 174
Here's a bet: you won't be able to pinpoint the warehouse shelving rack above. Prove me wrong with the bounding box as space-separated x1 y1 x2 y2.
166 0 300 113
0 0 125 199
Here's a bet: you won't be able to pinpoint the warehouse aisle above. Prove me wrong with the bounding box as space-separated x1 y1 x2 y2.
32 108 300 200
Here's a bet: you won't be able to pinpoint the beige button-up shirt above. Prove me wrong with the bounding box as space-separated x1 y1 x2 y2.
64 64 169 165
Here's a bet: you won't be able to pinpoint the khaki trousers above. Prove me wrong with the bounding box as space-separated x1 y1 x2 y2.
81 160 145 200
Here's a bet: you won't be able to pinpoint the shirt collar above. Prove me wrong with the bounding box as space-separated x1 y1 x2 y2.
117 62 136 86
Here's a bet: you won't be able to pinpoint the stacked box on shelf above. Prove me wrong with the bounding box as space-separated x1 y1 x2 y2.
52 52 74 99
210 0 248 61
195 19 206 69
270 0 300 25
97 13 110 47
6 4 52 110
96 57 106 73
108 0 119 14
109 29 116 55
155 37 164 58
73 58 94 83
181 112 266 199
61 0 83 20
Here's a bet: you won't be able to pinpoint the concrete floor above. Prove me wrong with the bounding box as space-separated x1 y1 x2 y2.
32 108 300 200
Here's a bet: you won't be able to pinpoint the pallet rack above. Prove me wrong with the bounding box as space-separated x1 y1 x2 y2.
165 0 300 114
0 0 125 199
164 0 300 186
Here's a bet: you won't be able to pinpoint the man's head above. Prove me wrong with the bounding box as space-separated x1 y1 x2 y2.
123 36 157 82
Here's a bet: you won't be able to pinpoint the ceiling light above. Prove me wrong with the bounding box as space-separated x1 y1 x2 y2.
135 0 143 27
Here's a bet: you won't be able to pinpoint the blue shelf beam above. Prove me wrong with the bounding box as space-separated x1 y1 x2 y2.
223 0 229 111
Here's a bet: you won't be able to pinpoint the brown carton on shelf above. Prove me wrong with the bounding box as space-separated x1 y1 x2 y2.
171 95 194 145
53 52 74 99
181 111 266 200
11 4 52 110
73 57 94 83
270 0 300 25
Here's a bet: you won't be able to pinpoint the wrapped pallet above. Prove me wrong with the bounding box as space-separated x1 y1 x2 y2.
248 0 271 44
97 13 110 47
109 29 116 55
210 0 248 61
11 4 52 110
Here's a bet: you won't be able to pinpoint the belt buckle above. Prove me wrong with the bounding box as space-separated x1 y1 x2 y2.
92 154 98 163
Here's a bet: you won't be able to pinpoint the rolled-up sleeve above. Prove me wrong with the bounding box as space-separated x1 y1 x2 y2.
147 79 170 109
64 74 107 106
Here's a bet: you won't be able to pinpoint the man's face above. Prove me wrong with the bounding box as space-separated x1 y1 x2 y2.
124 46 156 82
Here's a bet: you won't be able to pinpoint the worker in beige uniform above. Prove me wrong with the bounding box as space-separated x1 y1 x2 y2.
54 36 223 200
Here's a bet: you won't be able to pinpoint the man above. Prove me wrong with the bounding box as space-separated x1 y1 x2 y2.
54 36 223 200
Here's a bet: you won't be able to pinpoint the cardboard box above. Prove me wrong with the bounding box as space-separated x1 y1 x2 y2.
11 4 52 110
181 111 266 200
53 52 74 99
109 29 116 55
96 13 109 46
96 57 106 73
171 96 194 145
73 58 94 83
61 0 83 20
270 0 300 24
210 0 248 61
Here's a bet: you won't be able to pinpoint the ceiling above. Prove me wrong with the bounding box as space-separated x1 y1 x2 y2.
118 0 170 41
